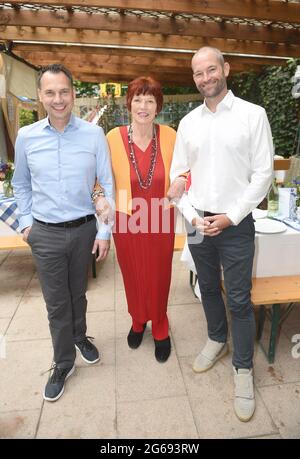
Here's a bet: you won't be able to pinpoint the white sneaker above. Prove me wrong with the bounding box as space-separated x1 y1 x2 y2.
233 367 255 422
193 338 228 373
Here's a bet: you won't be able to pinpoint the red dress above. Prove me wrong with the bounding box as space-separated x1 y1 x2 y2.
113 125 175 339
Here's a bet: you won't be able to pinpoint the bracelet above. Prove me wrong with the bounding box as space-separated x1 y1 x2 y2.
91 189 105 202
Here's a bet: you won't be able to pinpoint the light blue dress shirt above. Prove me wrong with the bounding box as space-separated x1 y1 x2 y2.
12 114 114 239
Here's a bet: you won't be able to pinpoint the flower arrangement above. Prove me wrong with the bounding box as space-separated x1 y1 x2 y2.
0 160 14 181
0 160 14 197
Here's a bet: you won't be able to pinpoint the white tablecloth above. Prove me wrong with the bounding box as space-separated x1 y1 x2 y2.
181 225 300 299
253 227 300 277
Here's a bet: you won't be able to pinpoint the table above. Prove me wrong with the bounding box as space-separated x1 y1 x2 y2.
253 227 300 277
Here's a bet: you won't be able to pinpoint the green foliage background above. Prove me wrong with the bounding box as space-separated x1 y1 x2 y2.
19 108 38 128
230 59 300 157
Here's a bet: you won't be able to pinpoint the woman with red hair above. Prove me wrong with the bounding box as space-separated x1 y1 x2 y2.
106 76 176 362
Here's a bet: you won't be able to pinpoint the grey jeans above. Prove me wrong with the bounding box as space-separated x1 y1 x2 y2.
27 218 97 368
188 213 256 369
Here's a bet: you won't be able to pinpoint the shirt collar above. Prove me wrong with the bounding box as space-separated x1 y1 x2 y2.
219 90 234 109
43 113 77 131
201 90 235 115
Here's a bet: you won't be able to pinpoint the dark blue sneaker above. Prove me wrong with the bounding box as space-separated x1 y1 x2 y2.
75 336 100 364
43 364 75 402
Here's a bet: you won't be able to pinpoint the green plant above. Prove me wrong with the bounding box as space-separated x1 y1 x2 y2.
19 108 38 128
74 80 100 97
230 59 300 157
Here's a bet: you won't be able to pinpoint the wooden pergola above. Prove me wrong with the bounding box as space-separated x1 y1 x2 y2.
1 1 300 86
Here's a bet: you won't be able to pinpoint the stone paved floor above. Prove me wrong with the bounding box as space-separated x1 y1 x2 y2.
0 247 299 439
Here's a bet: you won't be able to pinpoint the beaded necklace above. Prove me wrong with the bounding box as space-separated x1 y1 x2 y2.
127 124 158 190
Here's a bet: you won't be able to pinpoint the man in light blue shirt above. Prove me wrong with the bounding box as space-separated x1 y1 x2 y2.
12 64 114 402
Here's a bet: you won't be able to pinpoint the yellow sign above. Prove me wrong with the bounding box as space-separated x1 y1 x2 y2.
100 83 121 97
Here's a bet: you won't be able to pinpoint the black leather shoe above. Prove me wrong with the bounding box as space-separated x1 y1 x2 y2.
127 323 147 349
154 337 171 363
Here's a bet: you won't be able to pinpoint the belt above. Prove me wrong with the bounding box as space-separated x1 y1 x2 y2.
35 214 95 228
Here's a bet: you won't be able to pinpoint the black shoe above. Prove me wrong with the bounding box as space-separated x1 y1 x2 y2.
127 323 147 349
75 336 100 364
154 337 171 363
43 364 75 402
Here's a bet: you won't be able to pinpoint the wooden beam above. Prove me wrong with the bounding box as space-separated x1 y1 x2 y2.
225 54 286 67
24 58 263 76
14 51 192 69
71 67 263 82
19 55 261 82
20 59 193 77
6 1 300 24
8 51 256 84
11 43 194 61
53 62 279 75
72 71 195 86
12 43 287 67
11 52 191 76
1 27 299 57
1 9 299 44
13 50 269 74
70 66 193 78
71 64 259 84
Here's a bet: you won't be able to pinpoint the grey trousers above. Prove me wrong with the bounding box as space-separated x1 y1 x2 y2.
188 213 256 369
27 218 97 368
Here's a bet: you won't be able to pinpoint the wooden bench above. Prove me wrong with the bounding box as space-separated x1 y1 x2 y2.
220 275 300 363
0 235 29 250
251 275 300 364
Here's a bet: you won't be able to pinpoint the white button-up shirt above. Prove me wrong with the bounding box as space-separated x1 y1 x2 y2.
170 90 274 225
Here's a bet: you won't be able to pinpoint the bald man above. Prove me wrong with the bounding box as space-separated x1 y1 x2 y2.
169 47 274 422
